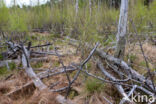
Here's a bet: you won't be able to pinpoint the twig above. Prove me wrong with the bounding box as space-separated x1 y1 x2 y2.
55 47 72 99
82 70 132 86
130 19 156 92
21 44 47 90
65 42 99 98
30 43 52 48
97 60 133 103
120 85 137 104
49 81 60 89
103 96 113 104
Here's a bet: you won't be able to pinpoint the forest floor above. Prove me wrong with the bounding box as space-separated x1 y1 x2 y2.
0 33 155 104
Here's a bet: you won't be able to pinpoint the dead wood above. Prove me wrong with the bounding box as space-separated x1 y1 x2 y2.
56 95 75 104
97 60 133 103
21 45 47 90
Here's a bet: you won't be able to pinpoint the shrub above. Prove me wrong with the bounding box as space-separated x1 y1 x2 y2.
9 9 28 32
0 1 9 31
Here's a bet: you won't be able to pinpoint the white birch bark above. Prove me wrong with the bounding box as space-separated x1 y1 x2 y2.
22 46 47 90
114 0 129 59
98 0 100 12
89 0 92 17
75 0 79 17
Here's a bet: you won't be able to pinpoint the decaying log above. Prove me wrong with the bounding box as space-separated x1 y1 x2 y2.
96 49 156 91
67 37 156 89
21 46 47 90
37 66 78 79
6 66 78 98
97 61 133 104
114 0 129 59
30 51 57 56
67 38 156 103
3 38 155 104
120 85 137 104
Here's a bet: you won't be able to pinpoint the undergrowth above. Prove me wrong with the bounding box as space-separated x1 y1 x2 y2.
0 0 155 43
85 78 105 94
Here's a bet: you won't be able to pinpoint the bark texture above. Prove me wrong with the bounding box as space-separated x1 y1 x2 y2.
114 0 129 59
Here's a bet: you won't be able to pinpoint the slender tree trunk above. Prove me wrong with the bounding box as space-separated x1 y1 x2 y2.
89 0 92 17
98 0 101 12
114 0 129 60
75 0 79 17
13 0 16 6
37 0 40 6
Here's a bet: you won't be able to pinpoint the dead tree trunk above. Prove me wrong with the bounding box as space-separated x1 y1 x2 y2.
89 0 92 17
114 0 129 60
75 0 79 17
21 46 47 90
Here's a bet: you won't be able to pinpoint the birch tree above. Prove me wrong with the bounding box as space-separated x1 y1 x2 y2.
89 0 92 17
13 0 16 6
114 0 129 60
75 0 79 17
98 0 102 12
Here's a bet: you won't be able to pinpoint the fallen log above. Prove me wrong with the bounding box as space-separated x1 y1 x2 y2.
37 66 78 79
6 66 78 97
67 38 156 102
97 61 133 104
68 38 156 92
21 45 47 90
96 49 156 92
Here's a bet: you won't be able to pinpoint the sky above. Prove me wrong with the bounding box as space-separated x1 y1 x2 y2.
3 0 50 7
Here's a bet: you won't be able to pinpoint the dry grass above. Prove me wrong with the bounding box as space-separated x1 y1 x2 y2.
142 43 156 64
26 89 59 104
125 42 156 74
0 71 59 104
0 44 82 104
1 37 155 104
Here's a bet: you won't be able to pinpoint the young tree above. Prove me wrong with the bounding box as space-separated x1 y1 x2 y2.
0 0 9 32
114 0 129 60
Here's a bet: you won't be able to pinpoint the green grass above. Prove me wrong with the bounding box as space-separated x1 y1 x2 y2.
85 78 105 94
126 54 137 62
0 0 155 43
68 89 79 99
86 62 92 70
53 61 60 67
0 62 16 75
9 62 16 70
152 68 156 72
0 54 3 60
0 66 9 75
139 61 146 67
31 62 43 68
